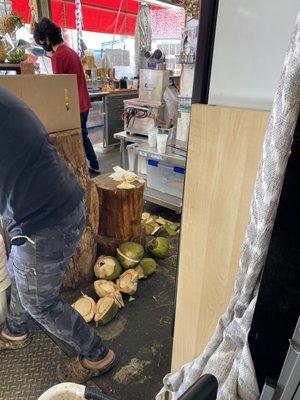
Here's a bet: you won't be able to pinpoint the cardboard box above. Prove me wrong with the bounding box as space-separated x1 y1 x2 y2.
0 74 80 133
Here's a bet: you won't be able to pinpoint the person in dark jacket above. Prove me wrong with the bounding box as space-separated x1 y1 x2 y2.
0 86 115 383
34 18 100 174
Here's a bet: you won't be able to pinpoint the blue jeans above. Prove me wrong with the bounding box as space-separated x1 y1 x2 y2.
81 110 99 170
3 202 108 361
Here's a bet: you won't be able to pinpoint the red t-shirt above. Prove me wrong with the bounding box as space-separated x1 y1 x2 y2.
51 44 91 113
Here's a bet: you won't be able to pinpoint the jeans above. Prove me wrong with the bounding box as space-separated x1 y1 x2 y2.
80 110 99 170
3 202 108 362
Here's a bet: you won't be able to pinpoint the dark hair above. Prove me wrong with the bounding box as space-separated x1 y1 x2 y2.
33 18 63 46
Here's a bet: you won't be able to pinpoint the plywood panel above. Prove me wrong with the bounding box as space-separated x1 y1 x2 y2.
171 104 269 371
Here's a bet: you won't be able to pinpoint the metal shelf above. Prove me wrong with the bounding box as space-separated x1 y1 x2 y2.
144 187 183 213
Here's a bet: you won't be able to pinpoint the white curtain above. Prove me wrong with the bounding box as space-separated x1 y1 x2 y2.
0 0 11 17
157 14 300 400
134 3 152 76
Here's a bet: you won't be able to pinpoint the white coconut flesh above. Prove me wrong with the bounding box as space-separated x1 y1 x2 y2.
95 297 115 321
119 274 133 289
117 270 139 294
72 295 95 322
94 280 118 297
95 256 117 277
117 181 135 189
101 263 115 276
108 291 124 308
142 212 151 221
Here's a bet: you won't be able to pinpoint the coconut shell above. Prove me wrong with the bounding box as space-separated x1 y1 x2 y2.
116 269 139 295
164 223 180 237
94 296 118 326
94 256 122 281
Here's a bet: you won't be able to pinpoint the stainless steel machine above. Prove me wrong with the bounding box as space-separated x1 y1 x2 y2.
123 69 170 136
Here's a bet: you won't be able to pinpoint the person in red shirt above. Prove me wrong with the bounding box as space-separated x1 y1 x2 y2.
34 18 100 174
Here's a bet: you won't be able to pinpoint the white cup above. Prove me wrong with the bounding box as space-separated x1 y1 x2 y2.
148 128 157 148
157 133 169 154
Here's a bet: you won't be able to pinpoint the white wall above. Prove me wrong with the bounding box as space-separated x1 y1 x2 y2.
209 0 300 110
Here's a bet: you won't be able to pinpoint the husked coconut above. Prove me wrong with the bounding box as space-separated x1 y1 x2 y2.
106 291 125 308
94 296 118 326
117 269 139 295
141 212 151 221
94 256 122 281
71 294 96 323
94 280 119 297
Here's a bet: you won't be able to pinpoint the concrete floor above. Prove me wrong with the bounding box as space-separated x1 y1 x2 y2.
0 136 180 400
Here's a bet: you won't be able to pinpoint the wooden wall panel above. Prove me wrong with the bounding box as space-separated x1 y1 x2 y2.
171 105 269 371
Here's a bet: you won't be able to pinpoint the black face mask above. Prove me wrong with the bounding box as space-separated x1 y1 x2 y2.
41 43 53 52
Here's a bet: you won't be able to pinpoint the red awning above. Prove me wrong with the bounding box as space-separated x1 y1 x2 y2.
12 0 139 35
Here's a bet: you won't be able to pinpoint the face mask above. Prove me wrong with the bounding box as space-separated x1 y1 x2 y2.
41 43 53 52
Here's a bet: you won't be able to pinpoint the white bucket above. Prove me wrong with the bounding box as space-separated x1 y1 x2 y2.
0 289 7 325
38 383 85 400
0 234 10 324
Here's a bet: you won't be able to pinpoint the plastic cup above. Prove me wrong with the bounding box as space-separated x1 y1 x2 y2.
148 128 157 148
157 133 169 154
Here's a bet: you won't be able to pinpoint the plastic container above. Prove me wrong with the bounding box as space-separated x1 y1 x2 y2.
38 383 85 400
127 144 147 175
147 159 185 198
127 143 138 171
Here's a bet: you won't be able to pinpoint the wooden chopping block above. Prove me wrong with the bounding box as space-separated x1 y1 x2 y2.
93 173 145 241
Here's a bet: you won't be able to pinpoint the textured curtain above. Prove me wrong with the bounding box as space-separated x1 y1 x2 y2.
134 3 152 76
0 0 11 17
157 14 300 400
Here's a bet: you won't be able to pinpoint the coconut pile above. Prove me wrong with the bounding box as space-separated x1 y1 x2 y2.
72 213 180 327
141 212 180 237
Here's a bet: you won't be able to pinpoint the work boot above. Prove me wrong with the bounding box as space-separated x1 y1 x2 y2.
0 329 31 350
57 349 116 384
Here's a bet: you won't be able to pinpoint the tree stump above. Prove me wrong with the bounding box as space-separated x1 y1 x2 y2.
49 129 99 288
93 173 145 256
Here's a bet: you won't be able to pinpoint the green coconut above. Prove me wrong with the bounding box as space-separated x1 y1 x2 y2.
147 237 170 259
150 215 159 222
94 296 118 326
117 242 144 269
164 223 180 237
135 258 157 279
94 256 122 281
